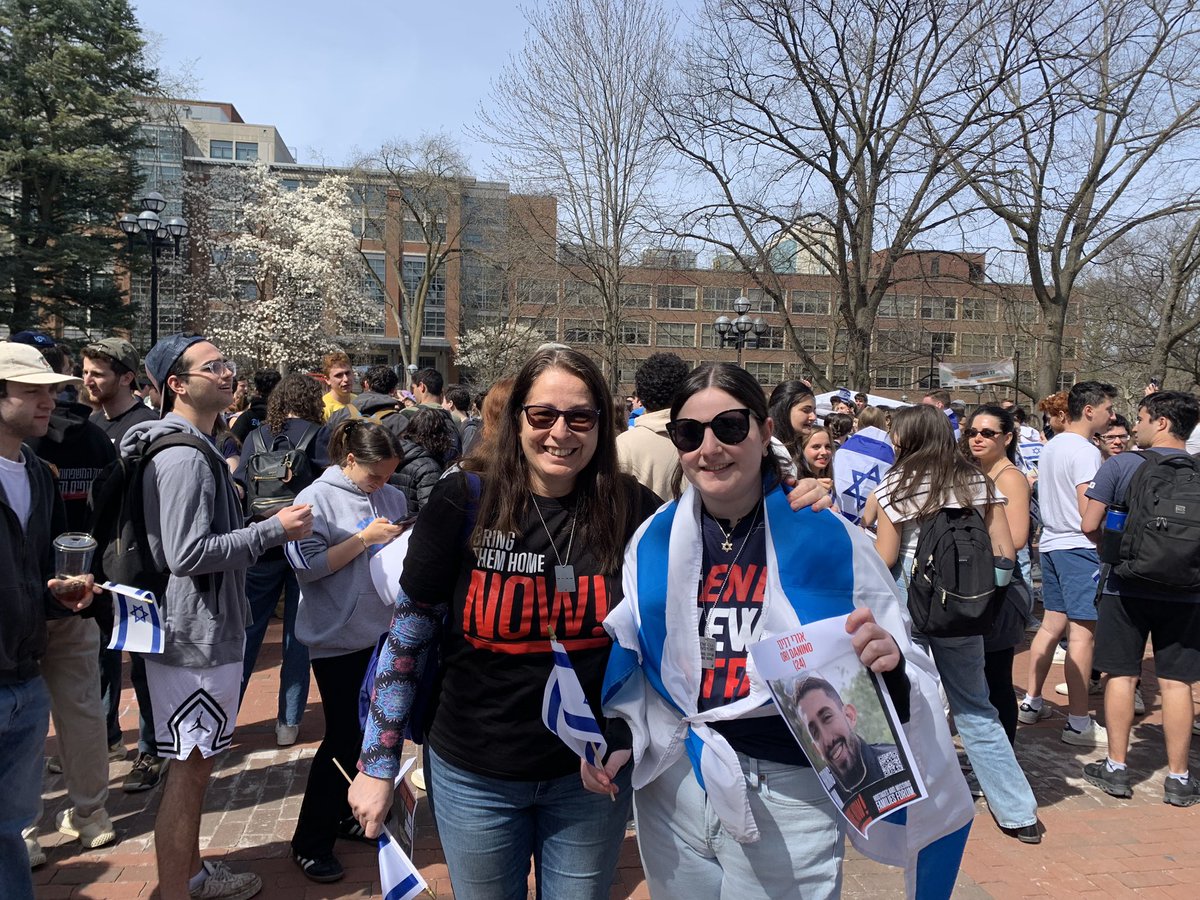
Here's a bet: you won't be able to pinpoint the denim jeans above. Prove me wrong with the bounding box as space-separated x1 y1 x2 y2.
634 753 843 900
0 677 51 900
241 555 309 725
98 643 123 747
427 746 632 900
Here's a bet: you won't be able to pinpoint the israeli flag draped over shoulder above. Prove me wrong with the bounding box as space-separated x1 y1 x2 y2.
833 425 894 525
104 582 164 654
601 481 974 900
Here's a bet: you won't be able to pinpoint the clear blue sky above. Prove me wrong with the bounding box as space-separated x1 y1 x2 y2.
131 1 532 172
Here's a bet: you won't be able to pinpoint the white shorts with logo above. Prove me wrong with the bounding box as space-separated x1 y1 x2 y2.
143 658 241 760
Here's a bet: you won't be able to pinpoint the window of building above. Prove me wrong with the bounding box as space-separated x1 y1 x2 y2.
755 325 785 349
620 283 652 308
926 331 956 355
620 321 651 346
656 323 696 348
237 281 258 301
361 252 386 305
879 294 917 318
656 284 697 310
564 279 602 306
1008 301 1039 324
516 278 558 307
563 319 605 343
874 366 911 389
748 288 777 312
745 362 784 387
1062 337 1077 360
209 140 233 160
828 364 849 385
790 290 831 316
423 309 446 338
518 316 558 342
234 141 258 162
959 333 996 358
403 215 447 244
796 326 830 352
1002 335 1034 358
700 324 722 349
930 257 941 277
1057 371 1076 391
401 256 445 306
702 286 743 311
280 178 300 192
960 297 996 321
920 295 957 320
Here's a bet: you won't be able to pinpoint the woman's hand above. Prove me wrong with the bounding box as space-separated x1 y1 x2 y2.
359 517 406 546
846 607 901 673
47 574 101 612
347 771 395 839
784 476 834 513
581 749 631 797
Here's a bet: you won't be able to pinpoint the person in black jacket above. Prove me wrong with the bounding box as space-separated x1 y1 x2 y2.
230 369 280 444
392 407 457 514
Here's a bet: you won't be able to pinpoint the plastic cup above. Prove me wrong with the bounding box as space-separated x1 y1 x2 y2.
993 556 1015 588
53 533 97 581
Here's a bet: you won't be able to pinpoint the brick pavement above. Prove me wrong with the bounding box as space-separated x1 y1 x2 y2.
31 620 1200 899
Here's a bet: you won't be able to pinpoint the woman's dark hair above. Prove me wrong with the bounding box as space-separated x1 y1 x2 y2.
768 379 815 459
406 407 457 464
888 404 993 517
460 375 516 473
669 363 784 496
266 373 325 436
797 426 834 479
613 398 629 434
825 412 854 444
327 419 402 467
961 404 1017 466
473 347 634 574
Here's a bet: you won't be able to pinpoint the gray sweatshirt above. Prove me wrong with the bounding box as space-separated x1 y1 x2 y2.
122 414 287 668
285 465 407 658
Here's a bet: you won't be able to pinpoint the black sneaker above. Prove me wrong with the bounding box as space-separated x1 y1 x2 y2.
336 816 375 845
1083 761 1132 798
293 850 344 883
123 752 164 793
1163 775 1200 807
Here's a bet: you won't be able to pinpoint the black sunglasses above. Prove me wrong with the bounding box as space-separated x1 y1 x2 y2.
963 427 1004 439
521 404 601 433
666 408 754 453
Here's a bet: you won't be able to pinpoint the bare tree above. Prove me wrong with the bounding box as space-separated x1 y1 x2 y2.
477 0 672 389
954 0 1200 398
657 0 1039 391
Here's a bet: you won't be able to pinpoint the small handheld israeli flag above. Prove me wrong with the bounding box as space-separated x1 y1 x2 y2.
542 636 607 766
377 826 427 900
833 426 895 525
103 582 164 654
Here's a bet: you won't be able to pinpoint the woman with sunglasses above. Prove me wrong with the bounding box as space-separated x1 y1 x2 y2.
588 364 972 898
872 405 1040 844
961 405 1034 745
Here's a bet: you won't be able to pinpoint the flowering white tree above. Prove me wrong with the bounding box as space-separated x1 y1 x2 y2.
454 322 544 386
185 163 377 371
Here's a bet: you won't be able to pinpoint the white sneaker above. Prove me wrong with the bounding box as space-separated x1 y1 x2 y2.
1054 678 1104 696
24 832 45 868
56 807 117 849
190 860 262 900
1052 645 1067 665
1018 701 1052 725
275 722 299 747
1062 719 1108 748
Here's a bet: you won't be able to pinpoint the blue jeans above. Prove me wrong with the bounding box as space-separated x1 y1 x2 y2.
99 643 123 746
428 746 632 900
241 555 309 725
0 677 51 900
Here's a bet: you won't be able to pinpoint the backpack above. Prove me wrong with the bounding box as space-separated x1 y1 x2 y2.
88 433 226 600
244 424 320 519
1113 451 1200 590
907 507 998 637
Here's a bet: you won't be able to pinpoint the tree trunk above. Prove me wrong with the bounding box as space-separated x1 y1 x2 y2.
1036 303 1066 399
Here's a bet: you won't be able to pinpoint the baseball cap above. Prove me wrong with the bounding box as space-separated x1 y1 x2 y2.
0 342 83 385
84 337 140 375
144 333 207 390
9 330 56 350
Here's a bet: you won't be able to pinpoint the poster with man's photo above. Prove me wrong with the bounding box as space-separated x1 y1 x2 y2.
748 614 925 836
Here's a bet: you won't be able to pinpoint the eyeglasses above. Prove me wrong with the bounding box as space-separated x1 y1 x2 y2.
521 404 601 433
181 359 237 379
666 408 753 453
963 427 1004 440
1102 433 1129 442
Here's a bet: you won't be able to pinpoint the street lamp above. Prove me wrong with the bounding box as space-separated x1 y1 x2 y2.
713 297 769 367
406 363 418 387
118 191 188 347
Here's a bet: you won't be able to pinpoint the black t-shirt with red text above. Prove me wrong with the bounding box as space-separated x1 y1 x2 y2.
401 471 659 781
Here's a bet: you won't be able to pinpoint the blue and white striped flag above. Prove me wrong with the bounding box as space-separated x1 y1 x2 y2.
377 826 426 900
833 426 894 525
543 637 607 766
103 582 164 654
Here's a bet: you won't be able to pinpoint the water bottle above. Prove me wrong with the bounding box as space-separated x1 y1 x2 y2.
1100 503 1127 565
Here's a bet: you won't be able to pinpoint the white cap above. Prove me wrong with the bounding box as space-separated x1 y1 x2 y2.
0 342 83 385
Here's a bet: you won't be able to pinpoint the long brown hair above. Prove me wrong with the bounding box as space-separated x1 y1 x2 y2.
797 426 834 479
460 375 515 473
887 404 993 517
472 348 635 574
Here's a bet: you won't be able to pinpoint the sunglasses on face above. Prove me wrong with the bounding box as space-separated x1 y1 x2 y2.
666 408 753 453
521 404 601 433
963 427 1004 439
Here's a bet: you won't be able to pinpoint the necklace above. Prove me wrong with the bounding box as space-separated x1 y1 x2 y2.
714 518 737 552
699 502 761 669
530 492 578 594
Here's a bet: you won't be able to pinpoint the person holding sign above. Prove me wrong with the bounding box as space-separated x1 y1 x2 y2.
589 363 974 900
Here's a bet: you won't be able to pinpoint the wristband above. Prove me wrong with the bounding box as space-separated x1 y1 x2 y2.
356 532 369 551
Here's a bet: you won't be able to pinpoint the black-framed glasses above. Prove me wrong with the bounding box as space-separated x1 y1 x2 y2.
666 408 753 453
963 427 1003 439
521 404 601 433
181 359 237 378
1102 433 1129 442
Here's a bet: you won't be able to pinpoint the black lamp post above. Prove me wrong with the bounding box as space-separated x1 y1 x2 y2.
118 191 188 346
713 296 768 367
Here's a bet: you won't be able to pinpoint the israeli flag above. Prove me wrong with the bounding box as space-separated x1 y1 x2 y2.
377 827 426 900
103 582 164 654
833 426 894 525
543 637 608 766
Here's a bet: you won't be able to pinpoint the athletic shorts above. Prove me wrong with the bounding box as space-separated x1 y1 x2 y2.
1040 549 1100 622
143 658 241 760
1094 594 1200 684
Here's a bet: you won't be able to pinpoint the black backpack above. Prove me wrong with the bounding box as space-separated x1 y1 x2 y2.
907 507 998 637
1113 451 1200 590
88 433 226 600
244 424 320 519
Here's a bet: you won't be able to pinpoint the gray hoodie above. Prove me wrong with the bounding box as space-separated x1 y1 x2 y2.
284 465 407 658
122 414 287 667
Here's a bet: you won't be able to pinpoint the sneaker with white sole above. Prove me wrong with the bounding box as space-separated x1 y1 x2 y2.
1083 761 1132 798
24 832 45 868
1017 701 1052 725
1164 776 1200 808
1054 678 1103 696
1052 645 1067 665
56 807 117 849
1062 719 1108 748
189 860 262 900
275 722 299 747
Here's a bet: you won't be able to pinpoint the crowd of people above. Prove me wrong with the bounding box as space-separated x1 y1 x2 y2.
2 330 1198 900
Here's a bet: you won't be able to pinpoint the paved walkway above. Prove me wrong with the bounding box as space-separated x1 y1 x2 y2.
30 621 1200 898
